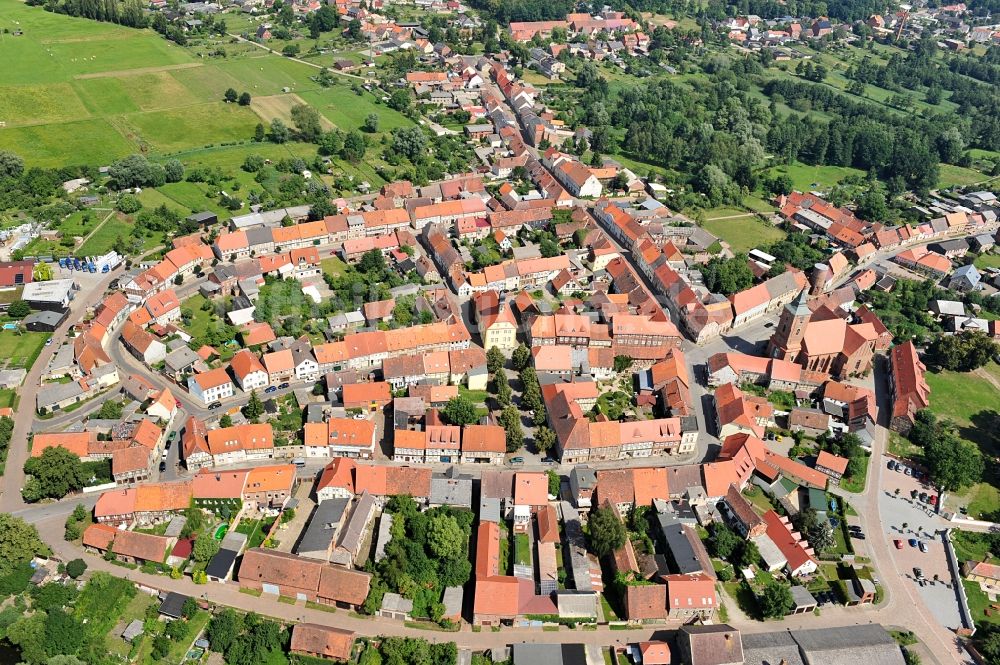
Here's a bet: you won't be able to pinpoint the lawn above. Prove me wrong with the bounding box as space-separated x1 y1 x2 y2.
321 256 349 279
764 161 865 193
236 515 277 549
514 533 531 566
458 386 489 404
741 485 776 516
974 253 1000 270
701 216 786 255
952 530 994 564
963 579 1000 631
955 482 1000 521
181 293 222 344
77 214 133 256
0 388 18 408
925 368 1000 456
0 331 50 370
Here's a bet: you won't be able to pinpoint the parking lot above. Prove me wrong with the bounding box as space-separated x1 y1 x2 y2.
878 455 965 630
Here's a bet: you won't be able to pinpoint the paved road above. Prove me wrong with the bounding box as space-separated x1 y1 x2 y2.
0 266 125 514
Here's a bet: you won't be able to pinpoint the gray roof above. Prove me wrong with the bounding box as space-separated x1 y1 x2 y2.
37 380 87 409
790 585 817 608
380 592 414 614
789 625 904 665
554 590 598 618
442 586 463 617
220 531 247 552
23 310 64 326
741 631 805 665
374 512 394 563
121 619 144 642
479 496 502 523
337 491 376 555
297 498 349 558
245 226 274 247
657 516 704 574
430 472 472 507
163 515 188 538
165 346 200 372
511 644 587 665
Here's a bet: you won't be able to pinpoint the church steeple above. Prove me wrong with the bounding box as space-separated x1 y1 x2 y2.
768 289 810 360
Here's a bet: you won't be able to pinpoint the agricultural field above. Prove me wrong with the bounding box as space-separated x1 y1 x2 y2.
0 0 413 167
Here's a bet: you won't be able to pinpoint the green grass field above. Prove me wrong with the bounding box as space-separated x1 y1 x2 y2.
974 253 1000 270
925 369 1000 451
765 161 865 192
701 216 786 254
937 164 989 189
0 0 413 167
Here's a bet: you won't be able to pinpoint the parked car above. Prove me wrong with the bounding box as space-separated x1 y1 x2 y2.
278 382 290 390
904 467 912 476
919 492 928 502
894 539 904 549
929 495 938 506
208 402 222 410
919 541 929 553
914 567 924 579
908 538 918 547
853 533 866 540
265 385 278 394
159 461 167 472
509 457 524 465
167 430 177 442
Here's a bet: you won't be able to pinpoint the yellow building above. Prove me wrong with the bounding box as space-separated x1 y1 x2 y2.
474 290 518 351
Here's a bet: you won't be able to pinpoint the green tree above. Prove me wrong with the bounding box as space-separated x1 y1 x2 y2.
238 92 252 106
588 506 626 557
97 400 123 420
534 426 556 454
269 119 290 144
496 373 512 407
207 609 244 654
427 514 465 559
22 447 89 502
710 522 741 561
363 113 380 133
342 131 366 162
44 608 83 656
758 580 793 618
243 390 264 422
925 331 998 372
254 123 266 142
65 559 87 579
290 104 323 142
0 151 25 180
699 255 754 295
388 89 411 113
193 536 221 563
115 193 142 214
499 405 523 452
219 414 233 428
164 159 184 183
443 395 478 426
151 635 171 660
7 300 30 319
224 87 238 103
546 469 560 496
613 355 631 373
511 344 531 371
486 346 505 375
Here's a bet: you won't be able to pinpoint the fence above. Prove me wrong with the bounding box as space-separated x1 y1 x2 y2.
943 528 976 635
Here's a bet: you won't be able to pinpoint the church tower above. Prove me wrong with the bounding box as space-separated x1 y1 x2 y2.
768 289 811 361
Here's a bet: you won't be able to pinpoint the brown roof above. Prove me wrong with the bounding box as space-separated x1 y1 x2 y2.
625 583 667 620
290 624 355 661
239 548 371 605
536 504 560 544
111 530 171 563
724 484 764 531
816 450 849 475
